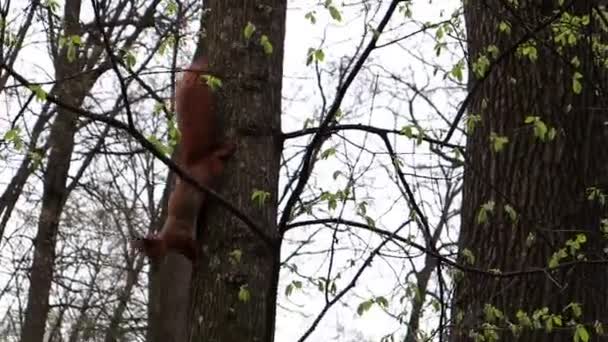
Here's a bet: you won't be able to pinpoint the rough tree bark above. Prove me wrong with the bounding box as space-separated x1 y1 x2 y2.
148 170 192 342
452 1 608 341
187 1 286 342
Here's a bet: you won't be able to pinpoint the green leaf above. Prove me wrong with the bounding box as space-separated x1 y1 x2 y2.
465 115 482 133
545 315 554 332
29 84 47 102
548 248 567 268
481 98 489 110
260 35 273 55
462 248 476 265
476 200 495 224
229 249 242 264
320 191 338 211
147 135 171 156
165 0 178 15
594 321 604 335
572 71 583 94
238 285 251 302
435 26 444 40
124 50 136 69
356 299 374 316
504 204 518 223
482 323 499 341
201 74 223 91
28 150 44 170
70 35 82 45
487 45 499 59
451 60 464 81
553 315 562 327
285 283 294 297
399 3 413 17
45 0 60 13
67 42 77 62
547 127 557 141
400 125 414 138
574 324 590 342
484 304 504 323
430 298 440 312
534 120 548 140
328 5 342 21
243 21 256 39
589 187 606 205
316 279 325 292
565 302 583 318
328 197 337 211
517 310 532 327
158 36 175 56
472 54 490 78
3 128 23 150
532 307 549 328
434 41 447 57
314 49 325 62
167 118 180 147
307 48 325 65
498 21 511 34
576 233 587 244
304 11 317 24
321 147 336 159
251 189 271 208
517 41 538 62
524 116 553 141
152 101 167 117
376 296 389 308
489 132 509 152
285 279 306 296
571 56 581 68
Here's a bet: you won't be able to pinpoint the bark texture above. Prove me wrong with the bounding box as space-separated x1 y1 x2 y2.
148 252 192 342
187 1 286 342
453 1 608 340
145 166 191 342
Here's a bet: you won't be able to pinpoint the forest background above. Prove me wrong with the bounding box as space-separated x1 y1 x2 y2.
1 0 606 342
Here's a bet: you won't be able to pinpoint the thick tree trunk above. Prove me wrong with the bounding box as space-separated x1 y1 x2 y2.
452 1 608 341
187 1 286 342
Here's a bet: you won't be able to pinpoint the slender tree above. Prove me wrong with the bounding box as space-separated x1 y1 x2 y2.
20 1 102 340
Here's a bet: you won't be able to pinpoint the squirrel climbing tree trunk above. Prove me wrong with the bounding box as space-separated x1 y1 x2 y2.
187 1 286 342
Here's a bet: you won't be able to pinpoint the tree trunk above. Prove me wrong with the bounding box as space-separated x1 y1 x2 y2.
148 254 192 342
20 1 100 341
145 166 193 342
187 1 286 341
452 1 608 341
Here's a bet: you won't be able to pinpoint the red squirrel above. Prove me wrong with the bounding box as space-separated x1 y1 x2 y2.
133 56 235 261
